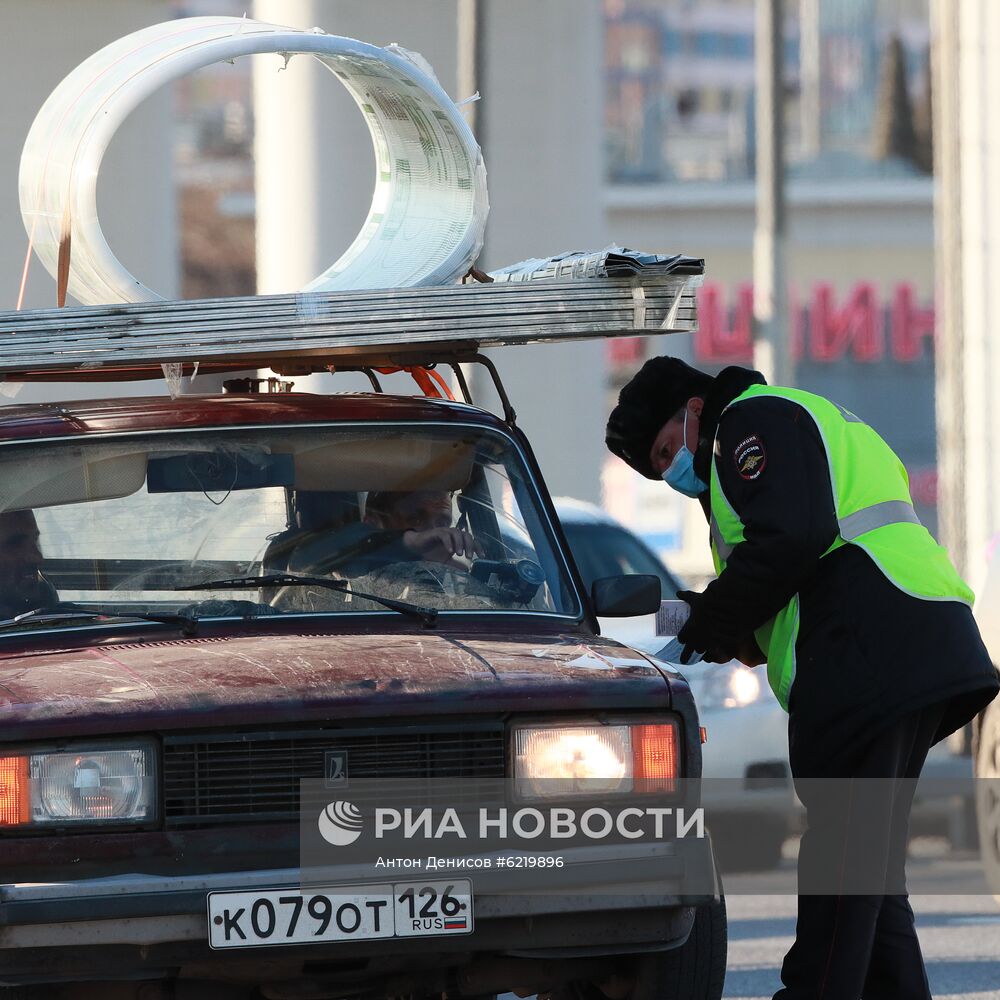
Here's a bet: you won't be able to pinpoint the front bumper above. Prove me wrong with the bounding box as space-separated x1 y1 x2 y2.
0 841 718 987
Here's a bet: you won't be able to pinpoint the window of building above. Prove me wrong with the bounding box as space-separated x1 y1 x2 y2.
605 0 932 184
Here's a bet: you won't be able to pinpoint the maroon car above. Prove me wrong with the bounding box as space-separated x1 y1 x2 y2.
0 387 723 1000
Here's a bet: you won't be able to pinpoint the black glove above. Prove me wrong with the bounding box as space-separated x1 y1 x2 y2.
676 589 741 665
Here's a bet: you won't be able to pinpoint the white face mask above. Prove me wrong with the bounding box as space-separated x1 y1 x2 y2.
661 409 708 498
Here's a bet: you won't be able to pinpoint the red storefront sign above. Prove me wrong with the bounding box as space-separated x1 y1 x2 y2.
691 281 935 365
605 282 939 507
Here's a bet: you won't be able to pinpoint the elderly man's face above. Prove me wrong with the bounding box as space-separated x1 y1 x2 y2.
368 492 454 533
0 511 44 594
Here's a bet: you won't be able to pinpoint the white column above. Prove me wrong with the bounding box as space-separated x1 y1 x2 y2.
933 0 1000 592
477 0 607 503
253 0 459 294
933 0 966 575
252 0 461 396
252 1 607 502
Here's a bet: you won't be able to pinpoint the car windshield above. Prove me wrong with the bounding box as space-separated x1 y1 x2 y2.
561 522 681 599
0 423 581 629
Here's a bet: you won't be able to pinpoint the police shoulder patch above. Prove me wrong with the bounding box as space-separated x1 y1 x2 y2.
735 435 767 480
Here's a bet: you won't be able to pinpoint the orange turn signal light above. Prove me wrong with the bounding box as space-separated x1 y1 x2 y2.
0 755 29 826
632 723 678 793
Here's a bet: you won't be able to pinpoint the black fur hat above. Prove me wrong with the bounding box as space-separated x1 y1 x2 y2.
606 356 714 480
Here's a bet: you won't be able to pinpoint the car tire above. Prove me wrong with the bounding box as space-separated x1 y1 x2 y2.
975 694 1000 900
561 896 727 1000
630 895 728 1000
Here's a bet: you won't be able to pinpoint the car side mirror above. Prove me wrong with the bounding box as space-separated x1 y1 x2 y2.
591 575 661 617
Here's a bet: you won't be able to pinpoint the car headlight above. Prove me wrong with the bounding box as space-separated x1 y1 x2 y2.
698 664 762 710
513 719 678 800
0 742 157 829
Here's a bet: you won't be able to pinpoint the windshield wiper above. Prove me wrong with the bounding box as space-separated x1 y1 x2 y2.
181 574 439 628
0 605 198 635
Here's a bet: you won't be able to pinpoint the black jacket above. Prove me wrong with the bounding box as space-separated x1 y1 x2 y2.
0 574 60 621
687 367 999 750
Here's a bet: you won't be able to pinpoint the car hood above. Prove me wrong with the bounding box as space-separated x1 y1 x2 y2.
0 628 673 740
597 613 668 657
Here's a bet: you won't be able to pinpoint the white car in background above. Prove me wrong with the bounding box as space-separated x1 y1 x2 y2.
554 497 796 870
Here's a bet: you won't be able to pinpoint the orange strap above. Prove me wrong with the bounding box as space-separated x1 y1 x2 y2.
372 365 455 400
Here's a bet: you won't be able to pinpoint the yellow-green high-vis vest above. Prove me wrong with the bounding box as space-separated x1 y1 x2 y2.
708 384 974 712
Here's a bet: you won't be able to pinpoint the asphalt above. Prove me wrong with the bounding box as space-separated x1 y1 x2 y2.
500 842 1000 1000
724 847 1000 999
726 893 1000 998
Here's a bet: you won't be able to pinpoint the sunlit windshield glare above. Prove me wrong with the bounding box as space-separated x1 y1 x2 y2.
0 425 580 628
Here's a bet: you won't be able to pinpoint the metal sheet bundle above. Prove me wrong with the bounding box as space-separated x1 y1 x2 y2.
0 277 698 381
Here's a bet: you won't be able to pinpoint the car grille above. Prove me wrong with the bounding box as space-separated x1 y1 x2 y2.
163 725 506 827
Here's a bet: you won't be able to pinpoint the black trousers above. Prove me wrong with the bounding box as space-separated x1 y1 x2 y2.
773 700 945 1000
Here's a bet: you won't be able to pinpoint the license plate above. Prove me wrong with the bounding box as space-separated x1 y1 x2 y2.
207 878 473 949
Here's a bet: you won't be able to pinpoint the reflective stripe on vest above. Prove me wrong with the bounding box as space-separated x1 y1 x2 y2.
710 498 920 560
708 384 974 713
838 498 921 541
710 512 734 562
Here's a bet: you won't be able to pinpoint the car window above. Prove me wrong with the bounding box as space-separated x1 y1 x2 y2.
0 423 582 629
561 522 680 598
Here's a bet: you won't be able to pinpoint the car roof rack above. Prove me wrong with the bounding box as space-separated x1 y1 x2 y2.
0 275 698 423
0 275 695 379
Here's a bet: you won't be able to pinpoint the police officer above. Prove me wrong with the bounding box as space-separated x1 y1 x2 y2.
606 358 999 1000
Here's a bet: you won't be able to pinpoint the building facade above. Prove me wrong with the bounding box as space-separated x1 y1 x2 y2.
602 0 940 582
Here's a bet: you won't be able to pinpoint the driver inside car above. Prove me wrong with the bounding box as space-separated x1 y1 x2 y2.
0 509 60 620
272 489 486 614
362 490 481 565
282 489 482 578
